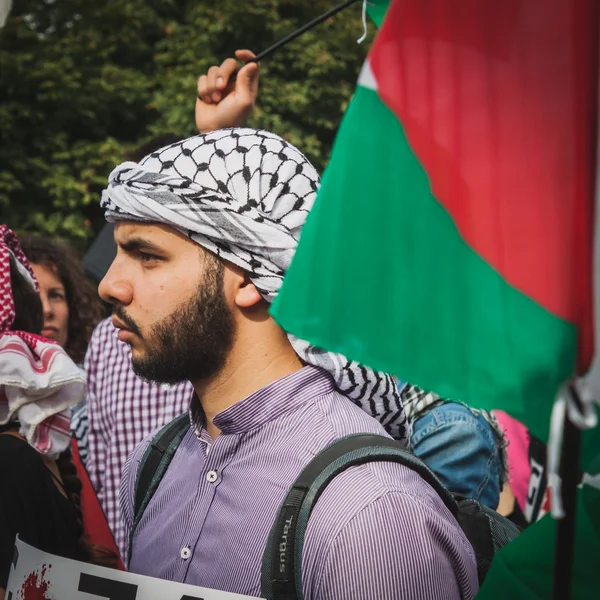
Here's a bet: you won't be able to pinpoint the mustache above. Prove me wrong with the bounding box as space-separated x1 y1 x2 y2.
113 305 143 338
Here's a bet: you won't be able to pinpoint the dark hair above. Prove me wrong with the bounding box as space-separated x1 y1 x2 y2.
56 450 119 567
20 236 103 364
9 256 43 334
126 133 184 163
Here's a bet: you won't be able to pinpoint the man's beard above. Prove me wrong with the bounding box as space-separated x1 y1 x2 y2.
118 260 235 384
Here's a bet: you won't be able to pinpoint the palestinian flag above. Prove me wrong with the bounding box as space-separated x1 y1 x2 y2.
365 0 387 28
272 0 599 465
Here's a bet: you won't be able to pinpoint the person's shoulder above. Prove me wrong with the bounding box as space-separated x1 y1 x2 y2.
120 428 159 514
304 456 470 557
86 316 128 370
305 488 478 600
123 420 187 484
0 434 45 482
312 385 392 439
90 317 118 342
301 459 478 598
86 317 116 359
120 420 192 528
0 432 37 458
129 427 161 467
318 482 465 545
312 456 439 518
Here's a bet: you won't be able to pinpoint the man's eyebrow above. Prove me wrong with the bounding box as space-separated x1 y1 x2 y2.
118 237 165 254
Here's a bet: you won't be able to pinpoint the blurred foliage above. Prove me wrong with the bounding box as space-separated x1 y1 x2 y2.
0 0 372 249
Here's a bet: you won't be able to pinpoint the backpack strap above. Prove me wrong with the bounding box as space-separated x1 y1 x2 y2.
260 433 457 600
128 412 189 564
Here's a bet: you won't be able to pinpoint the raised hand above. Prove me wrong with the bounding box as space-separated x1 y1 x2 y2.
195 49 260 134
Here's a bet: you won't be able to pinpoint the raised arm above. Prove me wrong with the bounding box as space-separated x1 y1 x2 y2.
195 49 260 134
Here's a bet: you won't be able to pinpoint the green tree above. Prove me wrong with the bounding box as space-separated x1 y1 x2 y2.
0 0 371 248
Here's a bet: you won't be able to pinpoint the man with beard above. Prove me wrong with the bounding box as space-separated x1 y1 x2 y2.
83 50 261 557
98 129 478 599
82 136 193 558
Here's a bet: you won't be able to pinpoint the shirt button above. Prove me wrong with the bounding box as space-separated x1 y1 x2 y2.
180 546 191 560
206 470 218 483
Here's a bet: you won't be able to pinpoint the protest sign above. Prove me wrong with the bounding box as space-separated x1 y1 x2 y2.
6 536 260 600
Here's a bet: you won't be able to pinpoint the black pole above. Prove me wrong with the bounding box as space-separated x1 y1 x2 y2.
251 0 360 63
552 386 583 600
227 0 361 82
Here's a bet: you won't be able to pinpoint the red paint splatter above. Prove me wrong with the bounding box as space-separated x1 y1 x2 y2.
18 564 54 600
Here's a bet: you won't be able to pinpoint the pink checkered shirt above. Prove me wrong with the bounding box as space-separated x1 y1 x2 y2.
85 317 192 557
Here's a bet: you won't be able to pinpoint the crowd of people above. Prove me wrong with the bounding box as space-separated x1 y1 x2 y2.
0 51 545 599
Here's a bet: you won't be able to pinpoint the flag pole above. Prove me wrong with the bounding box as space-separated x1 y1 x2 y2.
226 0 361 83
552 385 583 600
251 0 361 64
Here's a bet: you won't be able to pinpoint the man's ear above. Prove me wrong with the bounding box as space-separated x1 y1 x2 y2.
223 261 263 308
235 273 263 308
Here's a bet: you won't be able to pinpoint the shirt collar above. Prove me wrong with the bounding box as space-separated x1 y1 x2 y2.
190 365 334 436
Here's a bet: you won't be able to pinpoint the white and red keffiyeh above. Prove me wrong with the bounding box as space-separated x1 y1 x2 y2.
0 224 85 458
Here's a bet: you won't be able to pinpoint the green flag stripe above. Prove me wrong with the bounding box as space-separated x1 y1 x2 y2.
366 0 389 28
475 483 600 599
273 84 577 444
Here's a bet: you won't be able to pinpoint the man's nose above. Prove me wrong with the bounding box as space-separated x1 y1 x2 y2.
98 262 133 306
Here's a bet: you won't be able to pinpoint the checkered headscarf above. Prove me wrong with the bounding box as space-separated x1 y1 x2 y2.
0 225 85 458
102 129 408 444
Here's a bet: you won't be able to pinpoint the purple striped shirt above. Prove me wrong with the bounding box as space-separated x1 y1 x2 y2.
86 317 192 555
121 366 478 599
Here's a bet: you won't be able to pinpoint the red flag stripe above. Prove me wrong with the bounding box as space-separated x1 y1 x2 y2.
370 0 597 368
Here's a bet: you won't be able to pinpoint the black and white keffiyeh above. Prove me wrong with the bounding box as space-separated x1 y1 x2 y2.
102 128 408 444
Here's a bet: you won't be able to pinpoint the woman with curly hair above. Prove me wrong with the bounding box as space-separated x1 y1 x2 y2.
19 236 104 365
20 236 104 464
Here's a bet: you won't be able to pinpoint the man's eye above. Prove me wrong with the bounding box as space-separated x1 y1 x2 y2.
139 251 159 263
